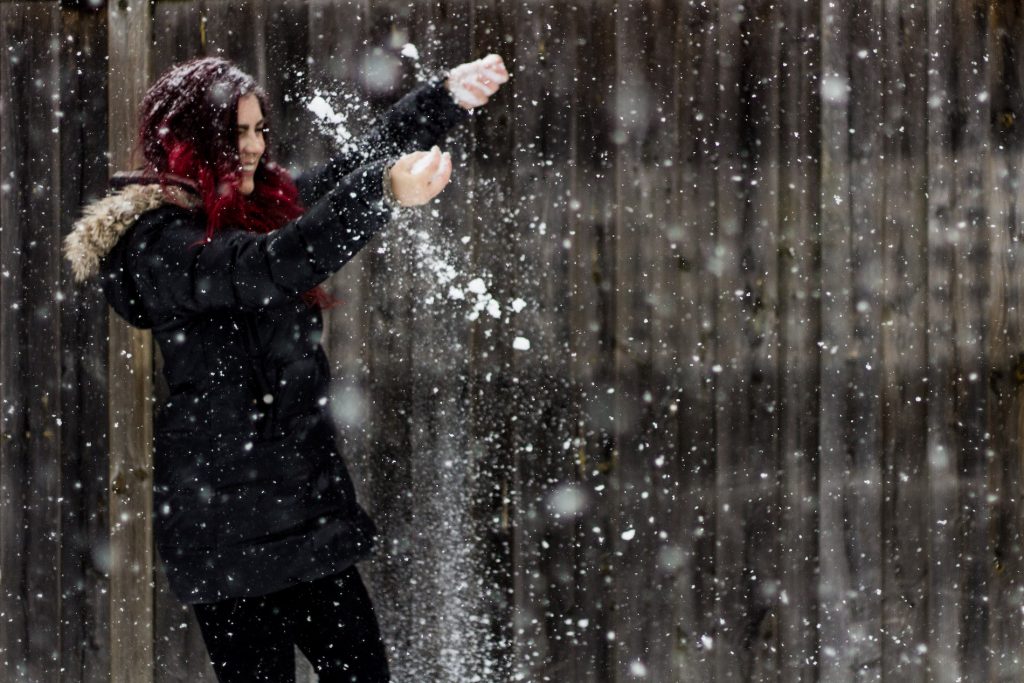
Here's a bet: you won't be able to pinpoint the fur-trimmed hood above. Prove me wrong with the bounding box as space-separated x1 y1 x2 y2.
65 174 201 329
64 176 200 283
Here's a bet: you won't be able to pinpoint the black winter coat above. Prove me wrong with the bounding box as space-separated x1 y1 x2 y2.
67 80 466 604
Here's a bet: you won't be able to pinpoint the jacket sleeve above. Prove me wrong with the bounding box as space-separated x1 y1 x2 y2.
127 160 390 321
294 77 468 206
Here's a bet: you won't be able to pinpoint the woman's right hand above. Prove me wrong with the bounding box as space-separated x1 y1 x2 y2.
389 146 453 206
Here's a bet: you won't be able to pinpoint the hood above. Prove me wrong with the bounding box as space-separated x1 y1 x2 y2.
64 174 200 328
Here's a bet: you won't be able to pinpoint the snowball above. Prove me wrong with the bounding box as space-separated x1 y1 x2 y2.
620 528 636 541
412 153 435 175
467 277 488 295
510 297 527 313
306 95 342 123
512 336 531 351
400 43 420 60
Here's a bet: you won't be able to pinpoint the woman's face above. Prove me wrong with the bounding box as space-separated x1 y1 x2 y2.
236 93 265 195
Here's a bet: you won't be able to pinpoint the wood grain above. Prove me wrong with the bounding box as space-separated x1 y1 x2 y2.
107 1 155 682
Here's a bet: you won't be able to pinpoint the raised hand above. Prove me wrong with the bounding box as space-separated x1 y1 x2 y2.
445 54 511 110
388 146 453 207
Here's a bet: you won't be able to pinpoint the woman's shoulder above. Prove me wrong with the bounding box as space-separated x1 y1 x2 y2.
128 202 204 248
66 183 202 283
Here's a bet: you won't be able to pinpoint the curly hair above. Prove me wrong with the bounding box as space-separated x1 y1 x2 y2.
137 57 333 308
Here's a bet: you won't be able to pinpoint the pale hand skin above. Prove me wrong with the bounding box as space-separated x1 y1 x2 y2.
389 146 452 207
444 54 511 110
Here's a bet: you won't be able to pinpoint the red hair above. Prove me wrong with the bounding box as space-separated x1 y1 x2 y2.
137 57 335 308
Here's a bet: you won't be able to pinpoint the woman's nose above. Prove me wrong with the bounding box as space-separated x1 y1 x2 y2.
241 132 263 154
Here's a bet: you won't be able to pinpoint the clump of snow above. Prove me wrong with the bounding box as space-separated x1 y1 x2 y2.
305 88 360 153
306 95 343 124
629 660 649 677
401 43 420 60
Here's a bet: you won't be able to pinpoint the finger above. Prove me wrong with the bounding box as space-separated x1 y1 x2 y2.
471 76 500 95
450 84 487 108
426 158 452 200
411 146 441 175
429 152 452 186
480 68 508 85
464 81 492 101
484 57 509 78
452 81 487 105
394 150 428 172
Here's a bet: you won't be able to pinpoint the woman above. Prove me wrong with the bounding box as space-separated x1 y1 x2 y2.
65 54 508 681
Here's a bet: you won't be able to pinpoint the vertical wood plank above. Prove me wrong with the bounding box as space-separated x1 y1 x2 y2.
925 1 961 680
744 2 784 678
879 0 929 679
777 0 821 679
817 0 855 679
569 0 618 679
986 2 1024 679
673 2 719 677
264 0 315 167
504 0 579 678
467 0 518 677
58 6 112 683
196 0 263 78
107 1 154 682
0 3 64 682
713 0 744 675
951 2 992 679
507 1 596 679
846 0 885 677
552 5 596 678
611 0 653 676
612 0 695 679
713 0 783 677
151 0 203 70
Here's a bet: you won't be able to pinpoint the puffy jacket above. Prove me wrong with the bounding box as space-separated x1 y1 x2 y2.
65 79 466 604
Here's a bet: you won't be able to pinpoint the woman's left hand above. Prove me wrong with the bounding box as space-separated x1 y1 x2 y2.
445 54 510 110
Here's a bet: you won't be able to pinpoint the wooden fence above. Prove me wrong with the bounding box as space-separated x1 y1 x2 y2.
3 0 1024 681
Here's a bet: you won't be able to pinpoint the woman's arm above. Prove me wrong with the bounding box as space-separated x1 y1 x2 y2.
294 78 467 206
116 145 453 322
120 161 392 319
295 54 510 206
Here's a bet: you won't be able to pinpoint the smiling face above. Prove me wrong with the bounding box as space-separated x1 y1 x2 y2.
236 93 266 195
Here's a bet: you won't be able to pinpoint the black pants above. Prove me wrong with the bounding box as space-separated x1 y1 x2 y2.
193 566 390 682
